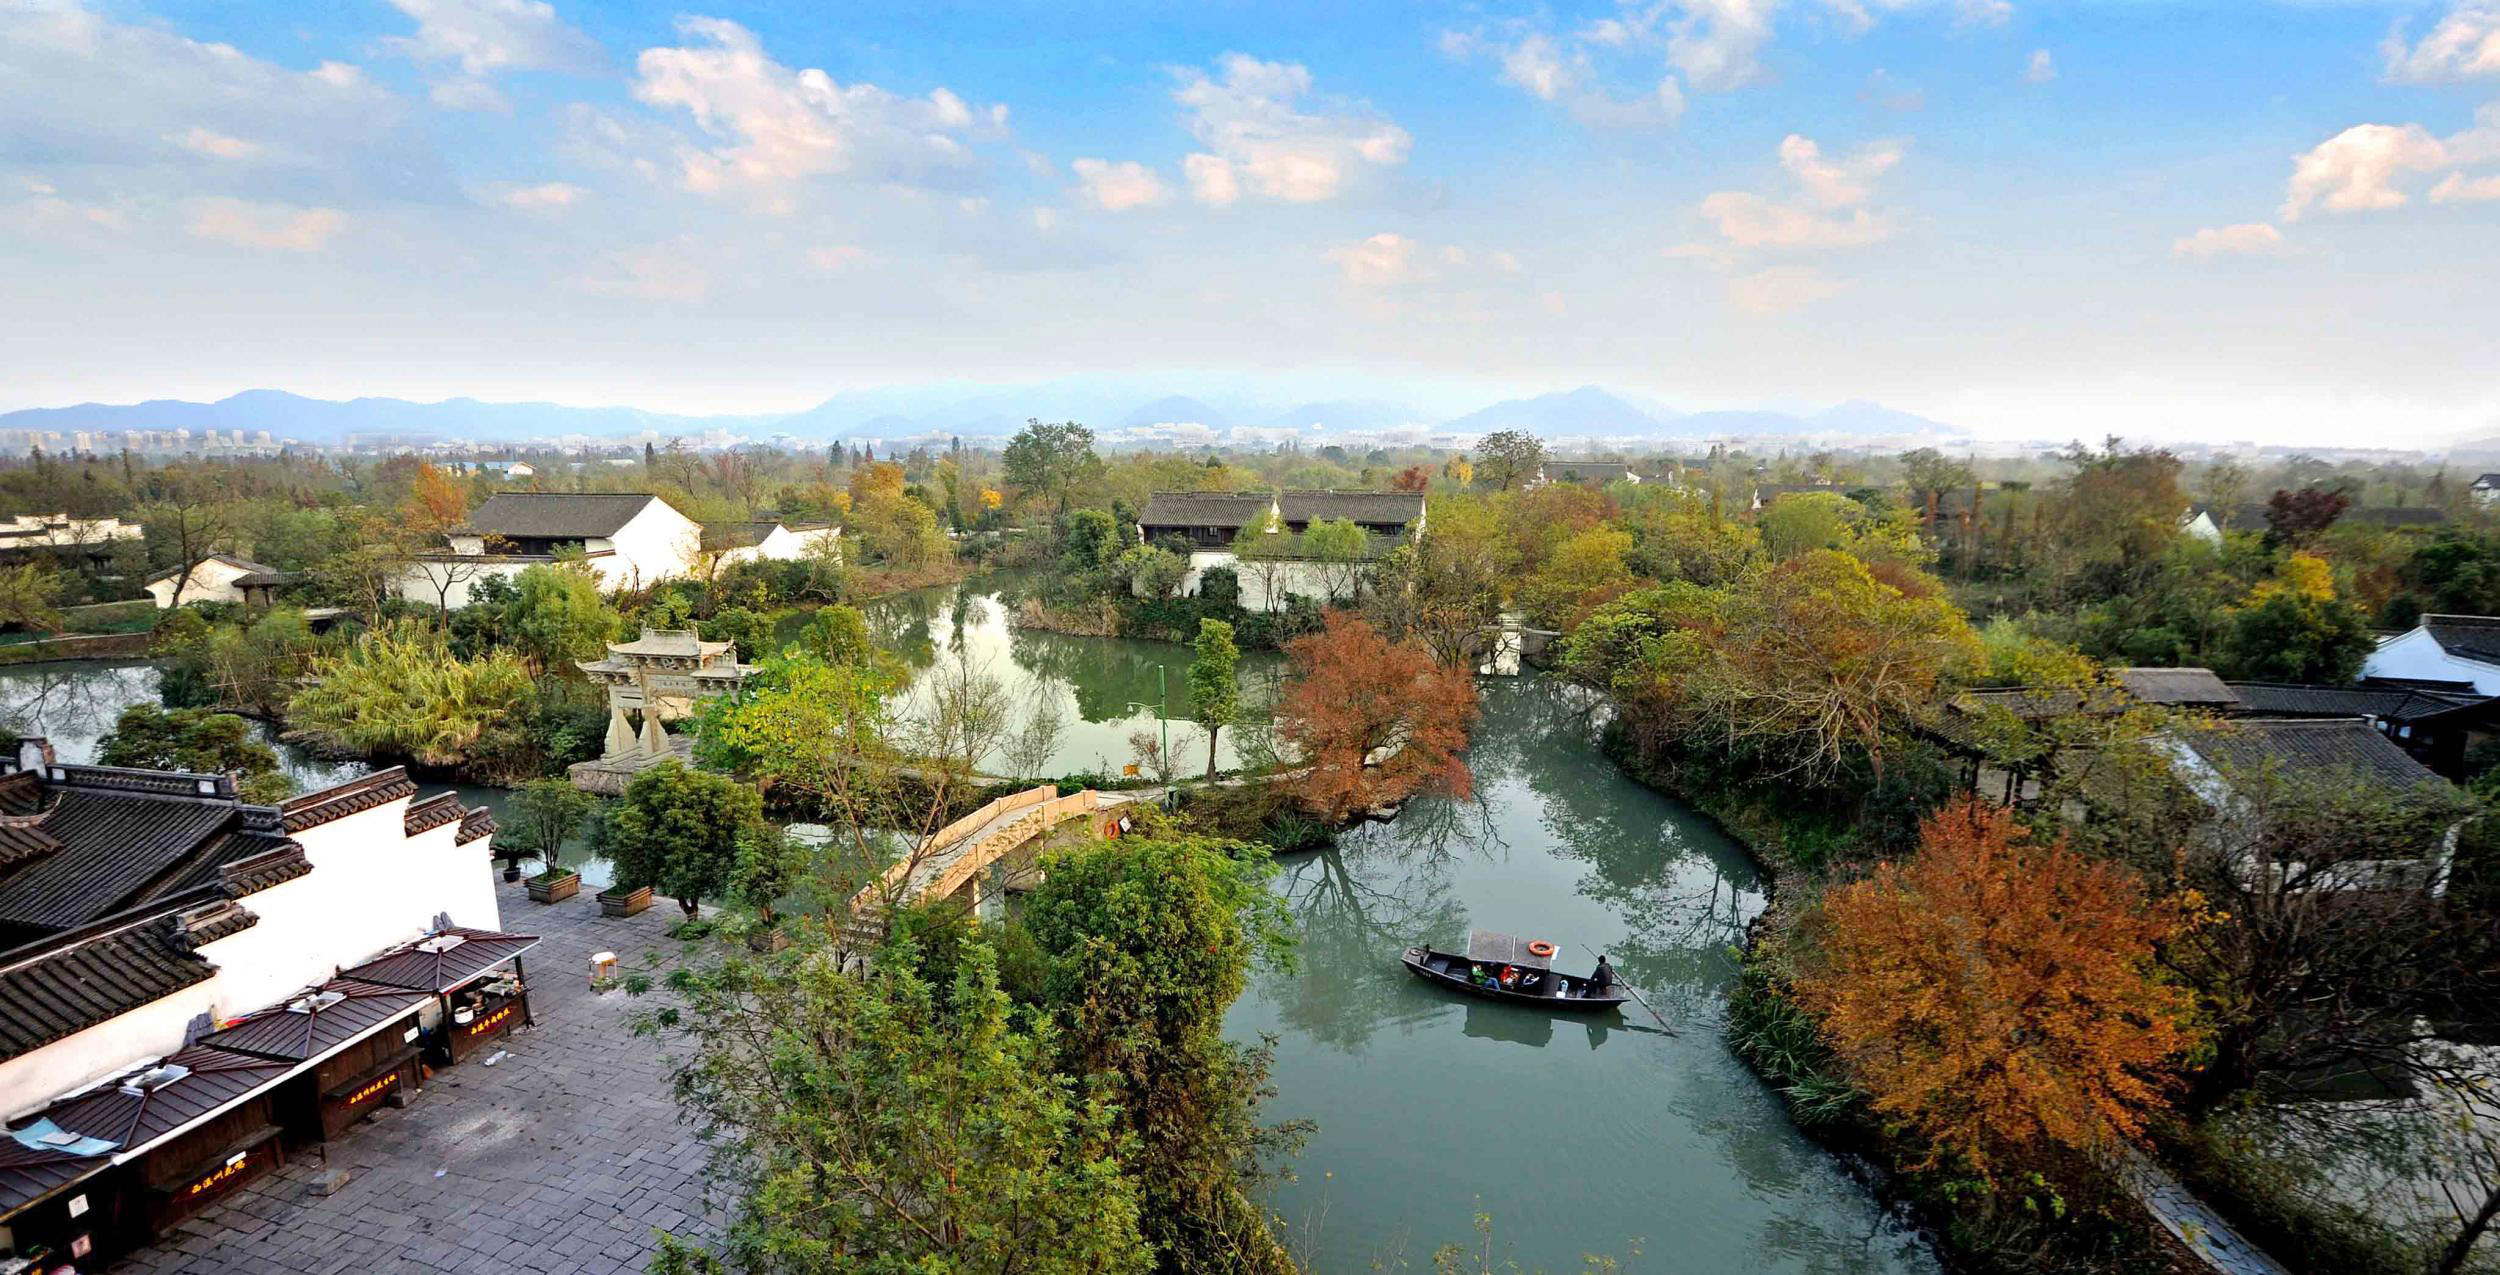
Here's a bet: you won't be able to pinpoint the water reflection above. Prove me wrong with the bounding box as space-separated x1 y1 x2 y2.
1231 680 1933 1274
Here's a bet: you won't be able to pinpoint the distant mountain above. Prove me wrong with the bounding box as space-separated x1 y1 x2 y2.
1812 399 1959 437
0 389 714 443
1121 396 1228 428
1271 399 1424 432
1439 386 1669 438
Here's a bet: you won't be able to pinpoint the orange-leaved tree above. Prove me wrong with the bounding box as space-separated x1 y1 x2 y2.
1790 796 2203 1176
1278 612 1479 822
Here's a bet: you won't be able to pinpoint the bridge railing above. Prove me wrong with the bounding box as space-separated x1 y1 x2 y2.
856 785 1105 913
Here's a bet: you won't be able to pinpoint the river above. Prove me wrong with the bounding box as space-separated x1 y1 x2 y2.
0 593 1933 1272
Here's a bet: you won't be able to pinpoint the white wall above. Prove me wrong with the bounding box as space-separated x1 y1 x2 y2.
393 557 536 610
0 982 223 1120
2363 627 2500 695
0 792 501 1119
719 525 840 569
1178 551 1356 612
142 561 249 609
605 501 703 591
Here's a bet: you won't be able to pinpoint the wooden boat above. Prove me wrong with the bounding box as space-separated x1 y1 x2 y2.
1401 929 1629 1014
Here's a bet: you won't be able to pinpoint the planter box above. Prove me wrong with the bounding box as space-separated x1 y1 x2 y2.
527 871 580 905
597 884 651 917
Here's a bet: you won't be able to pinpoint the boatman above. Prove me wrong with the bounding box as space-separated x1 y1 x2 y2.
1589 954 1616 994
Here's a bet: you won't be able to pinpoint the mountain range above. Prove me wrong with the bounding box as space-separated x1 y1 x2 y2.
0 384 1965 447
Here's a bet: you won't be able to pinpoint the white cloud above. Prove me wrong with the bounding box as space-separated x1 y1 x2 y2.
1665 0 1780 92
485 180 586 211
1444 23 1686 126
1070 158 1169 211
1172 54 1410 204
1726 265 1845 313
382 0 602 111
2026 49 2056 84
2171 222 2282 260
633 17 1008 210
0 5 419 204
1779 134 1902 207
1860 69 1923 112
2383 2 2500 83
1699 193 1892 247
187 198 345 252
2431 170 2500 202
805 245 865 271
2282 122 2450 218
1332 232 1425 286
175 127 259 160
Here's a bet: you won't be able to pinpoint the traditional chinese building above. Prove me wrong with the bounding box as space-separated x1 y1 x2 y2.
567 629 755 794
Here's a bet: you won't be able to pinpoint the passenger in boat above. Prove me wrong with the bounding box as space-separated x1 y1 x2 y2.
1589 954 1616 994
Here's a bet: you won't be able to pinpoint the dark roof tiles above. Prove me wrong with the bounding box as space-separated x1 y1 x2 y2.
1276 489 1425 527
197 979 428 1063
1137 491 1275 530
2180 717 2453 798
2423 615 2500 667
0 916 217 1061
2111 667 2241 706
339 927 540 994
38 1044 292 1153
403 792 464 837
0 791 240 933
455 806 496 845
280 767 416 833
462 492 660 540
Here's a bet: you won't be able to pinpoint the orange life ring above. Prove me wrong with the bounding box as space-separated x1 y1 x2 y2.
1526 940 1557 959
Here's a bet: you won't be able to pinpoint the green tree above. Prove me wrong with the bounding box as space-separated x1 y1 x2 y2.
287 623 536 775
96 704 293 804
607 761 764 918
1114 542 1189 601
799 603 874 665
1301 517 1369 602
500 778 595 881
1022 833 1299 1274
641 937 1151 1275
0 563 65 633
1188 618 1241 779
1474 429 1546 492
501 564 618 672
1003 419 1104 516
2214 588 2372 683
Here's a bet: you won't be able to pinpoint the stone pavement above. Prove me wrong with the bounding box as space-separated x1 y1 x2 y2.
122 877 723 1275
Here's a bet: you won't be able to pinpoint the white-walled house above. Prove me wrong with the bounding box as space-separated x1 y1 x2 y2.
0 747 502 1120
395 492 703 609
701 519 841 570
1137 490 1424 613
141 553 286 609
2363 615 2500 696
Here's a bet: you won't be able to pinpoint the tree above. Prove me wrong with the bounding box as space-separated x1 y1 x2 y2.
1188 618 1241 779
1365 495 1505 668
1518 526 1634 629
1710 551 1980 784
1278 612 1479 821
1301 516 1370 602
0 562 65 635
1474 430 1546 492
96 705 293 804
287 623 536 775
800 603 875 665
607 761 765 918
1021 833 1297 1274
1003 419 1104 516
137 489 237 608
2213 554 2372 682
1789 798 2201 1176
641 936 1150 1275
1112 542 1188 600
501 564 618 672
2261 485 2350 549
500 779 594 881
1391 465 1432 492
1897 447 1975 522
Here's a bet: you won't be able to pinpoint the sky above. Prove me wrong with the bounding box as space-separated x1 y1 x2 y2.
2 0 2497 444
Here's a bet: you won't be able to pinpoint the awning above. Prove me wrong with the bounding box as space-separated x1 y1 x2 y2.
197 979 432 1063
336 928 540 995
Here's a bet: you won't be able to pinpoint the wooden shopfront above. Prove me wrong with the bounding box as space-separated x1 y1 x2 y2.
0 1146 113 1274
198 979 431 1143
34 1045 292 1241
338 928 540 1070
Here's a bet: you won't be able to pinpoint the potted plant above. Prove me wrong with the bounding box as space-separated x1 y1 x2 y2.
505 779 594 906
598 880 652 917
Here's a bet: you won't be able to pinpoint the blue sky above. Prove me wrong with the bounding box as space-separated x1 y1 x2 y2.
3 0 2496 443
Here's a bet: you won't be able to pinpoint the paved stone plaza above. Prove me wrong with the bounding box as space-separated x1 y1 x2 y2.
123 878 723 1275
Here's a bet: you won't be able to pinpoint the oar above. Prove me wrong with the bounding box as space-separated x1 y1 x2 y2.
1555 942 1675 1036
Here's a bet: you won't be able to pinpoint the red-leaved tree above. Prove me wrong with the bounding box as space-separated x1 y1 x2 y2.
1790 797 2203 1176
1278 612 1479 822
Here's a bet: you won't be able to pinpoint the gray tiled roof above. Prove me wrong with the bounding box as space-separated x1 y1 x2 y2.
2111 667 2241 706
2179 717 2451 798
1138 491 1275 530
0 789 241 933
198 978 429 1062
2228 682 2490 722
0 914 218 1061
2424 615 2500 666
462 492 660 539
143 552 278 586
1277 490 1425 527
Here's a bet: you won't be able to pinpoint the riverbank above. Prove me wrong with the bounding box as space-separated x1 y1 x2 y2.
1599 732 2223 1275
